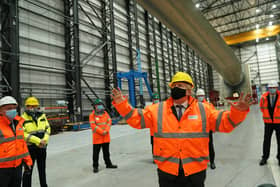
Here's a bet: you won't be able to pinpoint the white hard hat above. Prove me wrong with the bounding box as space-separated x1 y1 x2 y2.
196 88 205 96
0 96 18 107
267 80 278 88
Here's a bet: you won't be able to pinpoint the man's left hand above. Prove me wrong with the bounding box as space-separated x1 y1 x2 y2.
229 92 253 111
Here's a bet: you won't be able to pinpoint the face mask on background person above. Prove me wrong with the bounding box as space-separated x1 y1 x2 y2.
171 87 187 100
197 96 205 102
153 99 159 104
6 109 17 120
26 108 35 116
95 105 105 114
269 88 277 94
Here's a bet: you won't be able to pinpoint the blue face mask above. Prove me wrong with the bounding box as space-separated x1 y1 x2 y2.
96 105 104 110
95 105 105 114
153 99 159 104
197 96 204 102
269 88 277 94
6 109 17 120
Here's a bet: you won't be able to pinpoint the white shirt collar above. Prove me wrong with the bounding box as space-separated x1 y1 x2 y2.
173 100 188 108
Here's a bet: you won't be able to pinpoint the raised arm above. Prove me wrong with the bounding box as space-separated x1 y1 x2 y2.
111 88 153 129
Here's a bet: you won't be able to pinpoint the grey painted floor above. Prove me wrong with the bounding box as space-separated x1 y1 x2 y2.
31 105 279 187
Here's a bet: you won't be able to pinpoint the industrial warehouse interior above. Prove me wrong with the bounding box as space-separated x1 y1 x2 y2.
0 0 280 187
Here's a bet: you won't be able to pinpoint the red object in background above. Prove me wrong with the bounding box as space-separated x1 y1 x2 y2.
209 90 219 106
225 96 239 100
251 85 258 104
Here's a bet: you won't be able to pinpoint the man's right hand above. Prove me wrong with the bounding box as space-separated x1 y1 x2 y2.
103 131 108 135
111 88 125 104
39 140 46 148
23 163 32 175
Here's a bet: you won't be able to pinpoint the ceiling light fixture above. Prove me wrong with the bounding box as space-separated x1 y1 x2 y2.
269 21 273 26
272 4 276 9
266 37 269 41
195 3 200 8
256 38 259 43
256 24 260 29
270 14 274 18
256 9 261 13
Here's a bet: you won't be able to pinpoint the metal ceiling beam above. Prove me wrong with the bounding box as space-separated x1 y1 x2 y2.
224 24 280 45
136 0 243 86
207 0 275 22
219 17 280 35
202 0 242 13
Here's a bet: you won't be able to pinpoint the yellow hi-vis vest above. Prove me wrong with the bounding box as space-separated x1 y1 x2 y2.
21 112 51 147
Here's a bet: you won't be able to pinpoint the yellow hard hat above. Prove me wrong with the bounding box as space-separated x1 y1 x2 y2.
169 72 194 88
25 96 40 106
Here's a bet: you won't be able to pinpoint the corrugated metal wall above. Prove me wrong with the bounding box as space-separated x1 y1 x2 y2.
19 0 66 106
1 0 213 119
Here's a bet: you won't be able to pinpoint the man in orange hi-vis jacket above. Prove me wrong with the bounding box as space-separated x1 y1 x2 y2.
89 99 117 173
0 96 32 187
259 80 280 166
111 72 252 187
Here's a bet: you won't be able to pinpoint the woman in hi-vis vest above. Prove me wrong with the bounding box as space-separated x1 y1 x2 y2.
90 99 117 173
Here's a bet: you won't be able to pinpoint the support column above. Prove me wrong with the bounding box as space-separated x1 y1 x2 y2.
144 10 153 91
0 0 20 102
276 35 280 85
152 18 161 99
109 0 118 88
125 0 134 70
63 0 74 120
73 0 82 121
159 22 167 98
63 0 82 121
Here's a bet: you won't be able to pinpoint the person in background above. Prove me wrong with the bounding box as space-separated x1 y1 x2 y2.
90 99 117 173
22 96 50 187
259 80 280 166
196 88 216 169
111 71 252 187
0 96 32 187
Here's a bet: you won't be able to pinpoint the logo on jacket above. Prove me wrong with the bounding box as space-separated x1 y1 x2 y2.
188 115 198 120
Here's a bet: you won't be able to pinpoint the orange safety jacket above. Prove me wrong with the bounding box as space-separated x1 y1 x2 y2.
149 101 159 137
202 99 215 110
0 115 32 168
260 91 280 124
113 96 249 176
89 110 112 144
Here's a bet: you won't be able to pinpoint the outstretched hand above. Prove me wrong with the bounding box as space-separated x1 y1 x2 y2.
111 88 126 104
229 92 253 111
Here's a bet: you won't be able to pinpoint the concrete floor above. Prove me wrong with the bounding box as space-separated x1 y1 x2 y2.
31 105 280 187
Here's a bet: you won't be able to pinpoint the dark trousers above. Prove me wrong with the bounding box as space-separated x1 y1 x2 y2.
262 124 280 160
0 166 22 187
23 146 48 187
158 169 206 187
151 136 154 154
93 143 112 168
209 131 215 163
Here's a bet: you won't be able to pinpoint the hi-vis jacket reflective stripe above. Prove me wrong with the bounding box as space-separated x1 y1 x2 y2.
260 91 280 124
21 112 51 147
113 97 249 176
0 115 32 168
89 111 112 144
